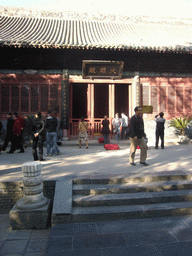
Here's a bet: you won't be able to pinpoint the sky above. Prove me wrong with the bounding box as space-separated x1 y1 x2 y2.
1 0 192 18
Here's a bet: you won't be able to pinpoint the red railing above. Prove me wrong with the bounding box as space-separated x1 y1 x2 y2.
69 118 110 139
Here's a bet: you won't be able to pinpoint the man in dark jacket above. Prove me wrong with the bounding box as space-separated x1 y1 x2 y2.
155 112 166 149
32 112 45 161
129 106 148 166
102 115 110 145
45 111 58 156
2 113 14 152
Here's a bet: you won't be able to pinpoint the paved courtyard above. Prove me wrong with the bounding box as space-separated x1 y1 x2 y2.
1 139 192 255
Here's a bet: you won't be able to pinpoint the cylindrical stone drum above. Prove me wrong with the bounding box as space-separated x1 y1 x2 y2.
16 162 48 210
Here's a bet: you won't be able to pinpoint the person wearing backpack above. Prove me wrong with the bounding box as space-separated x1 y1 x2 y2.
155 112 166 149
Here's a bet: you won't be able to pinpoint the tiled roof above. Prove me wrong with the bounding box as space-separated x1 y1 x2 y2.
1 7 192 52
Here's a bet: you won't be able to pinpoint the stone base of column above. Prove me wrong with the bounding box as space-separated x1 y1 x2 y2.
9 198 51 230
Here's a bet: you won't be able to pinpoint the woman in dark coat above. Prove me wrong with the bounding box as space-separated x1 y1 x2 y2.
102 116 110 145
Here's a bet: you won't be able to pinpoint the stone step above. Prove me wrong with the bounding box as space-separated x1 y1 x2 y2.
73 173 192 185
72 201 192 223
73 179 192 195
73 189 192 207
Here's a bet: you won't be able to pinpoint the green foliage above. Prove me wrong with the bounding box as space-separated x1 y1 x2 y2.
169 116 192 135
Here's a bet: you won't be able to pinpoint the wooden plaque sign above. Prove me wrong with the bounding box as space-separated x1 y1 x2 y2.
141 105 153 114
82 60 124 79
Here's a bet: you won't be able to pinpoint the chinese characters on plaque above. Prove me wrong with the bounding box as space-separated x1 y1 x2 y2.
82 61 124 79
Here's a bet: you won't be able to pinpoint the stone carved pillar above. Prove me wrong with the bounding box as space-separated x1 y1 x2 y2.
9 162 51 230
16 162 48 210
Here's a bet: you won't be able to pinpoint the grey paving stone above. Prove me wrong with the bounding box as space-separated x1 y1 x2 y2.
50 222 98 236
46 236 73 251
142 201 192 211
24 252 45 256
102 244 162 256
0 229 9 241
0 239 29 254
46 247 102 256
0 254 22 256
73 233 127 249
181 216 192 227
155 241 192 256
169 227 192 241
26 238 48 253
123 229 177 246
96 217 188 234
51 222 80 232
7 230 32 239
73 204 143 214
52 180 72 215
30 229 50 239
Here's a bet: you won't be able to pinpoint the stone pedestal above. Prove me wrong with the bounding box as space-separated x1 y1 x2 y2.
9 162 51 230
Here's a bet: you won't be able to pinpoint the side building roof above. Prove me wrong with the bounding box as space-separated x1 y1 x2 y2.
1 6 192 53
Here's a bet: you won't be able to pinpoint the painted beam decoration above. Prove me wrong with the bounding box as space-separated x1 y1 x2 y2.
82 60 124 79
141 105 153 114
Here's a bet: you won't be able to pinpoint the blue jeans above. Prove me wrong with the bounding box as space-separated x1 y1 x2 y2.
115 127 121 141
103 134 110 144
46 132 57 155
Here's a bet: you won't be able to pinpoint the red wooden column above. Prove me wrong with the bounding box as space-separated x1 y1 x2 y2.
109 84 115 137
87 83 94 139
68 82 73 139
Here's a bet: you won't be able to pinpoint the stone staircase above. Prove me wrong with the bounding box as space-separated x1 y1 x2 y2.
51 172 192 225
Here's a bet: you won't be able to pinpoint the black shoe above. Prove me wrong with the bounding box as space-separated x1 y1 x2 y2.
7 151 14 154
34 158 39 161
86 147 88 149
155 147 158 149
140 162 149 166
130 162 136 166
40 158 46 161
161 146 164 149
18 151 24 153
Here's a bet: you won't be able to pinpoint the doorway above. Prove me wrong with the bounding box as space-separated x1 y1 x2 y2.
94 84 109 118
115 84 129 117
72 83 88 118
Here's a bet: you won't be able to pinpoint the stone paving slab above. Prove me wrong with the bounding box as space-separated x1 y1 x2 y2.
1 142 192 255
45 216 192 256
1 143 192 183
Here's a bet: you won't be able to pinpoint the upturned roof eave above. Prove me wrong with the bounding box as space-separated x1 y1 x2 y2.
1 41 192 53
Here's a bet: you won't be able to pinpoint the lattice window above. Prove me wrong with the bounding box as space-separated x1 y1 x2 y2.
142 86 149 105
151 86 158 112
176 87 183 113
50 84 59 111
185 87 192 112
168 86 176 113
11 85 19 112
1 84 9 112
41 84 48 112
21 84 29 112
31 84 39 112
159 87 166 112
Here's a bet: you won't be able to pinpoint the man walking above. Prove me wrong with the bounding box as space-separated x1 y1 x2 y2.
155 112 166 149
1 113 14 152
8 113 24 153
129 106 148 166
32 112 46 161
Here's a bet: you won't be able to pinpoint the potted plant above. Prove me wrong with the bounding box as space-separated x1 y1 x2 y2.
169 115 192 144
